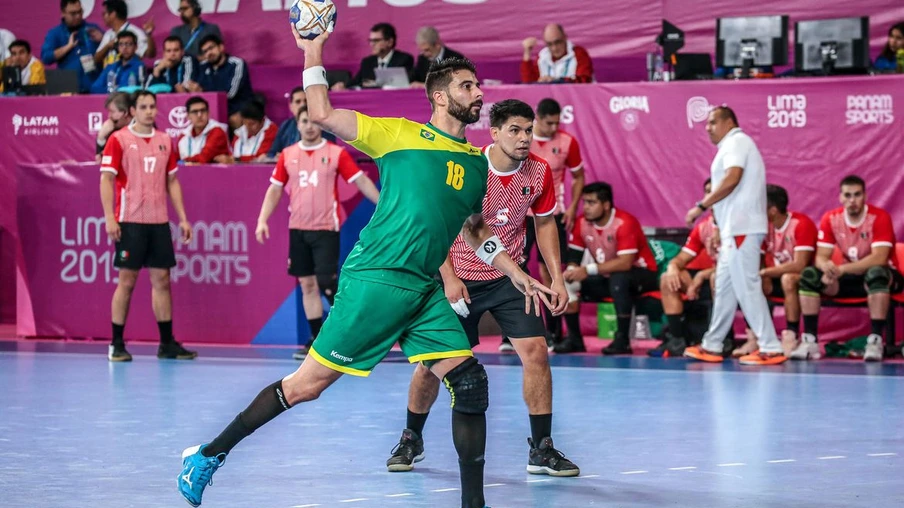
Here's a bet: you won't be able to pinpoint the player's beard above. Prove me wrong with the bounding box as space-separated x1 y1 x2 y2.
499 143 529 162
447 96 483 124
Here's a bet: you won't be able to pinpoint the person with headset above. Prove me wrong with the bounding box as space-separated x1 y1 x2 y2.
169 0 222 60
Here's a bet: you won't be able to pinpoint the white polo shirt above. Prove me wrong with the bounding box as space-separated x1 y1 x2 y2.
710 127 767 237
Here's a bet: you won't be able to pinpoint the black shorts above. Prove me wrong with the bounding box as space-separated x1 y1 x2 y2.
458 275 547 348
114 223 176 270
288 229 340 277
524 214 568 266
580 268 660 302
687 269 713 301
767 277 785 298
833 272 904 298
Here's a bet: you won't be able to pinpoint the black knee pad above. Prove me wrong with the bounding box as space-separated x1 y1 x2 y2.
443 357 488 415
865 266 892 294
799 266 824 295
316 273 338 304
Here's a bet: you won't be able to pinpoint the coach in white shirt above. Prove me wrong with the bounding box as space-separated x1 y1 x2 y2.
683 106 786 365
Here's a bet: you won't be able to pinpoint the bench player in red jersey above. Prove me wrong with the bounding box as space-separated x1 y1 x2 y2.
100 90 196 362
255 105 380 360
797 175 903 362
385 99 578 477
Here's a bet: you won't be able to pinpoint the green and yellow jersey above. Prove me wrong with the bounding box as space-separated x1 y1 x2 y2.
343 112 488 292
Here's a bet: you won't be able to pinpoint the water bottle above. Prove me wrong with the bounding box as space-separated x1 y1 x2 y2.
106 70 116 92
127 72 136 87
654 54 664 81
897 49 904 73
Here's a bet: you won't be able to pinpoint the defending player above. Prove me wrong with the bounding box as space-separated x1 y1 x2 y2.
385 99 579 477
100 90 197 362
177 29 555 508
255 105 380 360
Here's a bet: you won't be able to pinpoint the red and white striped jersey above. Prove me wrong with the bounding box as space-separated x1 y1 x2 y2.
764 211 817 267
817 205 897 269
568 209 657 272
270 140 363 231
449 146 556 281
530 130 583 214
100 126 178 224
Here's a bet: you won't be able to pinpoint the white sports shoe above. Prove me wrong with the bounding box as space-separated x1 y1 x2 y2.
780 330 799 356
863 334 884 362
789 333 821 360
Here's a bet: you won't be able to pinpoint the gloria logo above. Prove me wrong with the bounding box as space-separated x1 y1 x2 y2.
685 96 713 129
88 112 104 133
767 94 807 128
609 96 649 132
12 114 60 136
846 95 894 125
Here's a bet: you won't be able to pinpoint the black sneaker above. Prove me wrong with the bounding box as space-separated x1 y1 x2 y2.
386 429 425 472
526 437 580 477
157 341 198 360
108 344 132 362
602 340 632 355
551 336 586 354
663 332 688 357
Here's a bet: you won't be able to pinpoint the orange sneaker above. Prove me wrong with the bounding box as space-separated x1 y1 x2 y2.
683 345 725 363
739 351 788 366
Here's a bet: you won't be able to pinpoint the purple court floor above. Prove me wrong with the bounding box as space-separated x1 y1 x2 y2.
1 339 903 507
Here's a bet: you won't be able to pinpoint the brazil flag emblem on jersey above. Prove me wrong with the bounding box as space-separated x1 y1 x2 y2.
419 129 436 141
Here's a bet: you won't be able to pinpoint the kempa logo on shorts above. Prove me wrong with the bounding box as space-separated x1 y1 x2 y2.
483 241 497 253
330 350 353 363
609 96 649 132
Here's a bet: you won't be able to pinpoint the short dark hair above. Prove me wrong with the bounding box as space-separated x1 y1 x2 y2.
582 182 614 205
117 31 137 44
105 91 131 112
60 0 80 11
289 86 305 99
163 35 184 48
103 0 128 20
840 174 866 192
241 101 265 122
424 57 477 108
199 34 223 50
371 23 397 47
185 96 208 111
9 39 31 54
295 105 309 121
712 105 739 127
766 184 789 214
703 177 712 190
490 99 535 128
131 89 156 106
536 98 561 118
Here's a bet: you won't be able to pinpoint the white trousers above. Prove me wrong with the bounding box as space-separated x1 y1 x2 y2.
701 233 781 354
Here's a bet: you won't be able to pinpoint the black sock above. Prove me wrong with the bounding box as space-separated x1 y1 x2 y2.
786 320 800 335
112 323 125 346
204 380 291 457
306 317 323 347
452 411 486 508
529 413 552 445
158 320 174 344
666 314 685 338
543 306 562 338
803 314 819 338
407 409 429 437
871 319 886 337
616 315 631 342
563 313 582 339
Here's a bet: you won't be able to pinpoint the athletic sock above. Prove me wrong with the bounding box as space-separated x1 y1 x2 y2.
529 413 552 445
407 409 429 437
204 380 291 457
112 323 125 347
666 314 685 338
871 319 886 337
452 411 486 508
158 320 174 345
306 317 323 347
786 320 800 335
543 306 562 338
563 313 581 339
616 315 631 342
803 314 819 339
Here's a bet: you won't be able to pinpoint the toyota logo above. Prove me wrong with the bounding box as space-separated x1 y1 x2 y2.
168 106 190 129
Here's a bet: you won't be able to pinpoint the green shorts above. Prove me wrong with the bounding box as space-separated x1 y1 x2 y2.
309 274 473 377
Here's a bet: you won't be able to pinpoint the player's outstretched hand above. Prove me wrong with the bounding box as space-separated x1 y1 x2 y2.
291 24 330 53
509 271 556 317
179 220 192 244
255 222 270 244
105 217 121 242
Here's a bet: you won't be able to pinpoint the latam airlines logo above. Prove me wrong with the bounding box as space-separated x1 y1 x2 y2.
846 95 894 125
11 114 60 136
609 96 649 131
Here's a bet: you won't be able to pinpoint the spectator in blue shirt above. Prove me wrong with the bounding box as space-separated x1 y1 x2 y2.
874 22 904 71
40 0 104 92
90 31 146 94
146 36 199 93
197 34 253 130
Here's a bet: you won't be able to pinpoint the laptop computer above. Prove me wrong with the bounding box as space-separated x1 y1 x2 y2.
374 67 410 89
2 66 22 93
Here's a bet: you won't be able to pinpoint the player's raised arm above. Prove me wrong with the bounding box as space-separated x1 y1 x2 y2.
291 28 358 142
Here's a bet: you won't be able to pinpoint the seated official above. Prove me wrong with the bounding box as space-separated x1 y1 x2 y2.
146 36 199 93
232 100 277 163
333 22 414 90
178 96 231 164
1 39 46 93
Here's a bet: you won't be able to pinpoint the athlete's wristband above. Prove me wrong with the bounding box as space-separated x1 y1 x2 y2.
586 263 599 276
475 235 506 265
303 66 329 91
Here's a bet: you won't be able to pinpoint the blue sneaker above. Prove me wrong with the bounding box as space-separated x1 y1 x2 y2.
177 444 225 507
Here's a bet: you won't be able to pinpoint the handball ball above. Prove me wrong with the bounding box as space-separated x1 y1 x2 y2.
289 0 337 40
